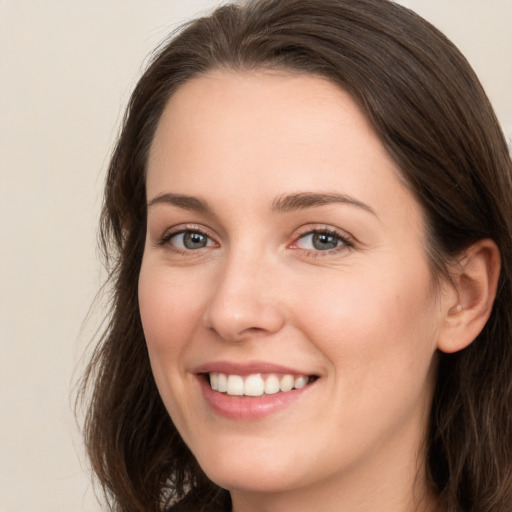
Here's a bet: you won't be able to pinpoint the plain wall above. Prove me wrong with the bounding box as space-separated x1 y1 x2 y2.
0 2 510 511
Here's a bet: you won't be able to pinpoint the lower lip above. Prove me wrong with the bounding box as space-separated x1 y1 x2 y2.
197 376 313 420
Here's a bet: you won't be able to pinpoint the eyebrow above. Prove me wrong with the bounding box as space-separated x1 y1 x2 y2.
147 191 376 217
271 192 376 216
147 193 212 213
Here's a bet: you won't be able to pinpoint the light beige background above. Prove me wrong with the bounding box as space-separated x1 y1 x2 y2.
0 1 510 511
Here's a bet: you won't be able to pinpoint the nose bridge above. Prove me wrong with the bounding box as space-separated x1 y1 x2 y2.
204 244 285 341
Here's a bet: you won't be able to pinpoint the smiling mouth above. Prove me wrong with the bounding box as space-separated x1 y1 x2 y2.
206 372 318 397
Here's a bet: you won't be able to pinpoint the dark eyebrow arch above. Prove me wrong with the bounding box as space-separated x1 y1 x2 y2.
271 192 377 216
147 193 212 213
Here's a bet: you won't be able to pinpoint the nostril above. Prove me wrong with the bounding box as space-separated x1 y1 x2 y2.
202 288 286 342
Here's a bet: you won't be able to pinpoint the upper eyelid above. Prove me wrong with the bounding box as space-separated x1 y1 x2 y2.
292 224 354 241
162 224 214 237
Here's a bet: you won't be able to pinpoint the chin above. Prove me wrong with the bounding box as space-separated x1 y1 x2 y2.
206 466 298 495
194 442 307 494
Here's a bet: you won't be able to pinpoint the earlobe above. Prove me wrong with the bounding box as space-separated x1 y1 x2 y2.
437 239 501 354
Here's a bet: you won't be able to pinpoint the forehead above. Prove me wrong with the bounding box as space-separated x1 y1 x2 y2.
146 69 421 231
148 69 375 164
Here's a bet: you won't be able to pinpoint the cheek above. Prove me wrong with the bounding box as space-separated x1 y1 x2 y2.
138 263 206 355
137 265 206 429
138 271 177 389
290 269 439 460
291 259 440 393
138 263 207 432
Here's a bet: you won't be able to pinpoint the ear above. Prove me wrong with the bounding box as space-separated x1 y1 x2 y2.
437 239 501 354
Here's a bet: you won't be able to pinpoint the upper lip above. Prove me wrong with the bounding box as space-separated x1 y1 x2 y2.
193 360 316 376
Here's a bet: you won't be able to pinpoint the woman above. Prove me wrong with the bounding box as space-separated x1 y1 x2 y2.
81 0 512 511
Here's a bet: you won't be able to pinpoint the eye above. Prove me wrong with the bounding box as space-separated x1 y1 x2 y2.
292 229 352 252
165 229 216 250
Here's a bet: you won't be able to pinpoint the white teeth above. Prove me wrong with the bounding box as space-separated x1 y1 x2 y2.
264 374 280 395
279 374 294 392
217 373 227 392
210 372 218 390
209 372 311 396
294 376 308 389
226 375 244 396
244 374 265 396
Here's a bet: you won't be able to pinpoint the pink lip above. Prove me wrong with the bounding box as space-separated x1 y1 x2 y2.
194 360 311 376
194 361 317 421
197 377 313 420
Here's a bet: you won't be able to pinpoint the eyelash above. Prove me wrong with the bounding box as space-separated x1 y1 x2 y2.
157 225 217 255
290 226 353 256
157 225 354 257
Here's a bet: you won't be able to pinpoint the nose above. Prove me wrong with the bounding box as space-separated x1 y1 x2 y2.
203 251 286 342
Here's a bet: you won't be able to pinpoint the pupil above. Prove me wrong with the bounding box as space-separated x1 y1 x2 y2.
184 231 207 249
312 233 338 250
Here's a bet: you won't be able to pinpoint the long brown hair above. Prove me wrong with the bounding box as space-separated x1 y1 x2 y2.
79 1 512 510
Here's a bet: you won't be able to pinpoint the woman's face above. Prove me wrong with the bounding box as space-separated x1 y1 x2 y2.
139 71 447 506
